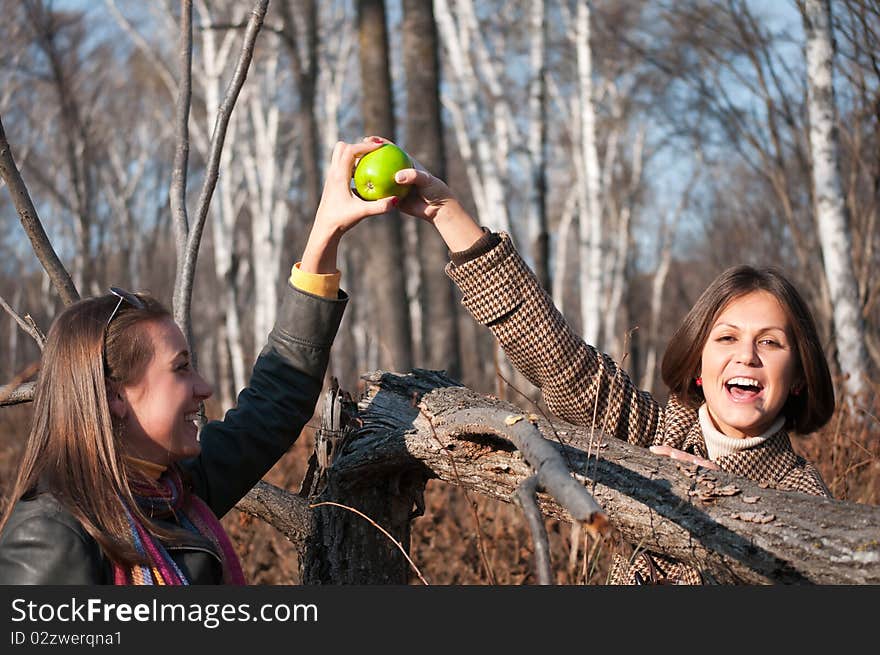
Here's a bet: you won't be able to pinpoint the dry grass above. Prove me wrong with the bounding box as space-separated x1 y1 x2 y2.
790 391 880 506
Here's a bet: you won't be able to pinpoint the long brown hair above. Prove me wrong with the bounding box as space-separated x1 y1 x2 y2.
0 291 180 565
660 266 834 434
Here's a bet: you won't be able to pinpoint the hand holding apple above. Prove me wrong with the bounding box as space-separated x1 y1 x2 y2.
301 140 401 274
360 136 485 252
352 144 413 200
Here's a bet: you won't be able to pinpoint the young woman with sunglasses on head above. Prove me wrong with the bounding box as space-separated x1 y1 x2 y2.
0 140 399 584
373 136 836 585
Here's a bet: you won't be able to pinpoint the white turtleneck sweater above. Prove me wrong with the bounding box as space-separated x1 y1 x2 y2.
698 404 785 462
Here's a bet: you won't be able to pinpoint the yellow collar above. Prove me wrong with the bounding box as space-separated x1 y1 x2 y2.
124 455 167 481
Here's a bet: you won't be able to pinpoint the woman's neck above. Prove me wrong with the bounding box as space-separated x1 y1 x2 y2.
698 404 784 461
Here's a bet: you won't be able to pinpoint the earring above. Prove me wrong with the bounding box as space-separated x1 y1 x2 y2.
695 377 703 387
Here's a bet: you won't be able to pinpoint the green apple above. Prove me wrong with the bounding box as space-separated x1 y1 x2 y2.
352 144 413 201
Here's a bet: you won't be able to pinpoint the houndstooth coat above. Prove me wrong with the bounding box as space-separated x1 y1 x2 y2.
445 232 831 585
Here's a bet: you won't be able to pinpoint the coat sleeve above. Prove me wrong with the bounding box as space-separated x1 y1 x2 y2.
446 232 663 447
0 504 106 584
181 283 347 518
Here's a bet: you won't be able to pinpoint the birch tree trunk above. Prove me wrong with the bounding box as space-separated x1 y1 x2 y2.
6 284 23 378
802 0 869 400
642 216 674 393
602 124 644 360
527 0 550 292
241 47 296 356
575 0 603 348
434 0 512 235
551 185 578 315
196 1 248 402
103 135 150 289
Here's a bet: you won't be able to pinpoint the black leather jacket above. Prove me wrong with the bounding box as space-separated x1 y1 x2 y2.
0 284 347 584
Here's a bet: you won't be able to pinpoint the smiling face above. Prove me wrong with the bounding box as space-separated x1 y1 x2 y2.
699 290 801 439
116 317 213 464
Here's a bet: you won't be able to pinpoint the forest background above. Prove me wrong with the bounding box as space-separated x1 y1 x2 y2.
0 0 877 584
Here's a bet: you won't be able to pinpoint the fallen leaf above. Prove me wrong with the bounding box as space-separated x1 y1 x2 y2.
742 496 760 504
505 415 524 426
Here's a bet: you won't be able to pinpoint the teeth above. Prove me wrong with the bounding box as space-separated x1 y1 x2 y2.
184 413 199 421
727 377 762 388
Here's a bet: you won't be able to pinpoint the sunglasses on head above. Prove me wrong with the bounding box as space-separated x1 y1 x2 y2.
106 287 146 327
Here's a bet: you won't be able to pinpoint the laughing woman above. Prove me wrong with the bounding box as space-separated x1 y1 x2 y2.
376 136 835 585
0 140 397 584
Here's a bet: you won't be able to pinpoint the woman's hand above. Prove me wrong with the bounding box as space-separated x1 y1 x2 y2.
301 139 401 274
364 136 484 252
648 445 720 470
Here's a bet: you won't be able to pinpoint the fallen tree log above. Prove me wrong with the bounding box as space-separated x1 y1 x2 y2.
0 381 35 406
238 369 880 584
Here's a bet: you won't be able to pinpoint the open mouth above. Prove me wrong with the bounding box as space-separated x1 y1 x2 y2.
724 376 764 401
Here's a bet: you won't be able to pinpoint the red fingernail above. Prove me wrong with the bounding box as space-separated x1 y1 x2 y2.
391 196 399 206
372 137 384 143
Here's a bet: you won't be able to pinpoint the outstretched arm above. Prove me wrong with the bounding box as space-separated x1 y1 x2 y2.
185 139 399 516
368 136 665 446
301 139 402 274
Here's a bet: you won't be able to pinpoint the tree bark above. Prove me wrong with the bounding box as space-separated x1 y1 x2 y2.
402 0 461 379
242 369 880 584
802 0 870 400
173 0 268 353
195 0 249 403
356 0 413 373
527 0 550 292
278 0 322 220
575 0 603 347
433 0 512 235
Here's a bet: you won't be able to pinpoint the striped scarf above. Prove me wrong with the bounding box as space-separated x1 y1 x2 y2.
113 468 246 585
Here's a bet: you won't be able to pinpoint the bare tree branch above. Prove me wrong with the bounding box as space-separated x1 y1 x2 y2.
170 0 193 335
173 0 269 344
444 407 607 536
236 479 314 547
0 294 45 349
513 475 553 585
0 114 79 306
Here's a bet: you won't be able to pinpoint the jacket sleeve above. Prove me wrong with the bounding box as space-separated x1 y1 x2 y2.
181 282 347 518
446 232 662 447
0 503 106 584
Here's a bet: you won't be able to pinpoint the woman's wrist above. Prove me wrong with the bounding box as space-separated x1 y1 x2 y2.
431 200 484 252
300 228 341 274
